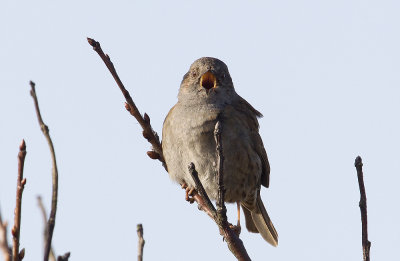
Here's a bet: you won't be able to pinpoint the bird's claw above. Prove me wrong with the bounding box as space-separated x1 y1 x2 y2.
182 183 195 204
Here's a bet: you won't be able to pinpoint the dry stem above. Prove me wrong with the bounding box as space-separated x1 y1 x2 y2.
12 140 27 261
30 81 59 261
354 156 371 261
87 37 166 171
136 224 145 261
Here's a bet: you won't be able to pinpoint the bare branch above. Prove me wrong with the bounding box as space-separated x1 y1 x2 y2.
30 81 59 261
188 162 250 261
12 140 27 261
37 196 56 261
88 39 249 260
188 120 250 261
136 224 145 261
214 120 227 221
354 156 371 261
87 38 166 171
0 207 12 261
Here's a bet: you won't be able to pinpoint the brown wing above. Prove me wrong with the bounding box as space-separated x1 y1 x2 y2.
234 95 271 188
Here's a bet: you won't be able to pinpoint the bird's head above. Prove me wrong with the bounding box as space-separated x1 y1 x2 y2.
178 57 236 105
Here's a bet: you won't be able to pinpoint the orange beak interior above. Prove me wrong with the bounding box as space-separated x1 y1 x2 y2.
200 71 216 90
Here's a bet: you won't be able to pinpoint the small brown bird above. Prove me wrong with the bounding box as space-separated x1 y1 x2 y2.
162 57 278 246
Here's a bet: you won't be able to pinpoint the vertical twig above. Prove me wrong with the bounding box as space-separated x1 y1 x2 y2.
354 156 371 261
0 207 12 261
187 120 251 261
12 140 27 261
37 197 56 261
137 224 145 261
30 81 59 261
214 120 227 224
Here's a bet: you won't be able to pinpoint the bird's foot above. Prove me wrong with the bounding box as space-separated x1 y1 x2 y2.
181 183 195 204
229 222 241 237
219 223 241 239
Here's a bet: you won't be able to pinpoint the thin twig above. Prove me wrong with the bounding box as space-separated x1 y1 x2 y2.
214 120 227 223
87 37 166 171
188 120 251 261
354 156 371 261
0 207 12 261
12 140 27 261
30 81 59 261
137 224 145 261
37 196 56 261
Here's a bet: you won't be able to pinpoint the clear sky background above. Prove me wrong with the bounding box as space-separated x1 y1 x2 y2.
1 1 399 260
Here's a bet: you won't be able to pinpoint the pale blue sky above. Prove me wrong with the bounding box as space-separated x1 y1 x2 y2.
1 1 400 260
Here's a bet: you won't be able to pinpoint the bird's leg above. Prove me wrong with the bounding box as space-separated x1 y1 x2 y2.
181 183 195 204
227 202 242 236
236 201 241 227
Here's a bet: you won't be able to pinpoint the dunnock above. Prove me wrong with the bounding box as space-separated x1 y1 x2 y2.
162 57 278 246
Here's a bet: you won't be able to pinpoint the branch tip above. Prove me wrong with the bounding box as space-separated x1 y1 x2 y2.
355 156 363 167
86 37 98 47
19 140 26 151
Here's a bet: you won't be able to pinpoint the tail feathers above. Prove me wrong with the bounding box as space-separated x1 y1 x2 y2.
242 206 258 233
242 197 278 247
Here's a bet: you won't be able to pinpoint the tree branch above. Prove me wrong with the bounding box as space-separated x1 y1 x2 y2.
0 207 12 261
37 196 56 261
30 81 59 261
188 120 250 261
88 39 249 260
87 37 166 171
354 156 371 261
136 224 145 261
12 140 27 261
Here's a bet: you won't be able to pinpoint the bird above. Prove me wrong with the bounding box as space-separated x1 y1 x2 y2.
162 57 278 246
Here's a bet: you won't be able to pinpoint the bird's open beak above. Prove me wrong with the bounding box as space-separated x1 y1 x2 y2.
200 71 216 90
